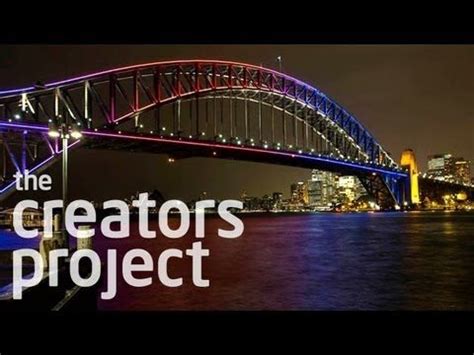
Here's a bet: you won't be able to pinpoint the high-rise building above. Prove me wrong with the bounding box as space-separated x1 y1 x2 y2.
427 154 471 185
307 179 322 206
272 192 283 208
336 176 365 202
307 170 336 207
453 159 470 185
242 196 261 211
261 194 274 211
427 154 455 181
290 181 308 205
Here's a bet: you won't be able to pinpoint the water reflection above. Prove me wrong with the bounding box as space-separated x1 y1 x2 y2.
1 211 472 310
93 211 474 310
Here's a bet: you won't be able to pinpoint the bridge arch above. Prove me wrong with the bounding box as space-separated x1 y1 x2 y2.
0 60 408 207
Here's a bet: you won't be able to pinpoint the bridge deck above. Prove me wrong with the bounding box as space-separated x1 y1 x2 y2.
83 131 408 178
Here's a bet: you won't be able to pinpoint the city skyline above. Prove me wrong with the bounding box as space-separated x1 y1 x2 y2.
3 147 470 207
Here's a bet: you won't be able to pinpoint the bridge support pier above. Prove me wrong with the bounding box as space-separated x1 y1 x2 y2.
400 149 420 206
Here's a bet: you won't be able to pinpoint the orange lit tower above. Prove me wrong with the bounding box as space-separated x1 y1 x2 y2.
400 149 420 205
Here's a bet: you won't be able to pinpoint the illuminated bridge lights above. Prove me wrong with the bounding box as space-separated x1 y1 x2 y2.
96 130 403 176
0 120 408 181
0 59 412 206
1 60 393 162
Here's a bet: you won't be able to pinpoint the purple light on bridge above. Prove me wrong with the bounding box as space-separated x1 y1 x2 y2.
0 121 406 177
0 60 383 161
83 130 408 178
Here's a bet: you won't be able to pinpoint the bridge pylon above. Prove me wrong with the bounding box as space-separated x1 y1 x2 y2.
400 149 420 205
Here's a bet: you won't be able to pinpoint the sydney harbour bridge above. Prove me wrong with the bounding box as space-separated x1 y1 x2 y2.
0 60 470 208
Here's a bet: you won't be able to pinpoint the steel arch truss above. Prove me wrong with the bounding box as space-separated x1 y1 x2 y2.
358 173 407 210
0 60 404 205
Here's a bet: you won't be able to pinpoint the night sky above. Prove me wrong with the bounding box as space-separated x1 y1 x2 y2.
0 45 472 203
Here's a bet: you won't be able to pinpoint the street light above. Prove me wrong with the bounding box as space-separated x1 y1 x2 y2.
48 122 82 250
70 126 83 139
48 121 60 138
48 129 60 138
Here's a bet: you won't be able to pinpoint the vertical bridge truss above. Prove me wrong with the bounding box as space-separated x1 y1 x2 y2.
0 60 408 206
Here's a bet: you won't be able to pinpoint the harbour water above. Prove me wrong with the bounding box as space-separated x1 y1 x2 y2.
94 211 474 310
1 211 473 310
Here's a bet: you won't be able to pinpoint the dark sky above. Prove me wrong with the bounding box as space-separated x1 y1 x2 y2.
0 45 472 202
